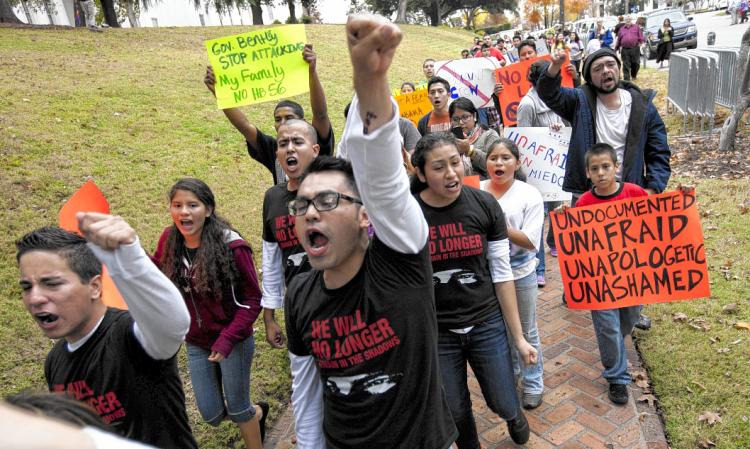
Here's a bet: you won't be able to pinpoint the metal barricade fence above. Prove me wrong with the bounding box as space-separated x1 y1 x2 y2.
667 53 691 133
666 48 733 135
704 47 741 109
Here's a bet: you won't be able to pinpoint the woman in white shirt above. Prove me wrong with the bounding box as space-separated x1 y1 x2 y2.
481 138 546 409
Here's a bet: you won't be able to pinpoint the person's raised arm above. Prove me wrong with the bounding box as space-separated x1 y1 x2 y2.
303 45 333 147
204 65 260 147
77 212 189 360
537 49 577 123
343 15 427 254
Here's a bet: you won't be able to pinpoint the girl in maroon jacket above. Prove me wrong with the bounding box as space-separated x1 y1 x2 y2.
154 178 267 449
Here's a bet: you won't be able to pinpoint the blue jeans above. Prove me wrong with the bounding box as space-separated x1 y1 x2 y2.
186 336 256 425
510 272 544 394
438 311 521 449
536 202 561 276
591 306 641 385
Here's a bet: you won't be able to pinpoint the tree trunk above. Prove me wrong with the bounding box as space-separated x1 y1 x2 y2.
0 0 21 23
286 0 297 23
100 0 120 27
125 0 139 27
719 27 750 151
429 0 440 26
250 0 263 24
395 0 407 23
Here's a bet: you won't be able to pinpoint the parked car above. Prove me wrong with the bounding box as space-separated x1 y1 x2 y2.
642 8 698 59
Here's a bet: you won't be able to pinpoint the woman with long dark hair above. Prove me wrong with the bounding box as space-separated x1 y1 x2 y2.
481 139 546 409
411 134 537 448
153 178 267 449
656 18 674 69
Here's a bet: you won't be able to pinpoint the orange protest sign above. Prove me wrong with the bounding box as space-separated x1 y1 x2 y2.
494 54 574 127
462 175 480 189
58 180 128 310
395 89 432 127
551 190 710 310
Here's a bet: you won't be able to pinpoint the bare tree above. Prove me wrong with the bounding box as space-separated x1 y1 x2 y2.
719 26 750 151
395 0 407 23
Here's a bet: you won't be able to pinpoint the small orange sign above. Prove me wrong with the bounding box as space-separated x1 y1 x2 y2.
59 180 127 310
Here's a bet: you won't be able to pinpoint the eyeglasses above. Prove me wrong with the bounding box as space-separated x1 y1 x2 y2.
288 191 363 216
452 114 474 123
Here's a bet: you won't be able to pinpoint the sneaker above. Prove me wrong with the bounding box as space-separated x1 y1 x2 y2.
537 274 546 287
507 412 530 444
634 314 652 331
550 247 558 257
608 384 629 405
522 392 543 409
88 25 103 32
258 401 269 441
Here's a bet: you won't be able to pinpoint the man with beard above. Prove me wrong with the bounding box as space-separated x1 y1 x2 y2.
536 47 671 330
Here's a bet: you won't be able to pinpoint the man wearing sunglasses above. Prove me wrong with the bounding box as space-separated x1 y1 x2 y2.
260 119 320 349
283 15 457 449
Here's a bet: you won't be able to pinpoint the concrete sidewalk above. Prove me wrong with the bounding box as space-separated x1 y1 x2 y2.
264 251 669 448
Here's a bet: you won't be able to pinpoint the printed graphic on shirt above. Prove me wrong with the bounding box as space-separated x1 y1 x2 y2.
52 380 126 424
326 371 403 397
310 309 402 370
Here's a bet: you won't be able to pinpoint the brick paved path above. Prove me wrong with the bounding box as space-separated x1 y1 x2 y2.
264 252 669 449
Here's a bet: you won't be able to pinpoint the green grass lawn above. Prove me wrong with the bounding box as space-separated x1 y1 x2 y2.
0 23 748 448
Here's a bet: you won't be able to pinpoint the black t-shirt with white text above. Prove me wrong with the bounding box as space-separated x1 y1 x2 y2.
417 187 508 330
248 126 335 185
262 183 311 283
285 236 457 449
45 309 197 449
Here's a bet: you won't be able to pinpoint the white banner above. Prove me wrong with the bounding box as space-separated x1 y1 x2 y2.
503 127 572 201
433 58 502 108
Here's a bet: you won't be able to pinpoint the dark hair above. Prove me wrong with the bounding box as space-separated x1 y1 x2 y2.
461 49 470 55
486 138 526 181
513 34 521 41
6 391 111 432
16 227 101 283
401 81 416 91
275 100 304 119
527 60 551 86
448 97 487 130
427 76 450 93
569 32 580 43
423 58 435 66
410 133 458 194
278 119 318 144
518 39 537 54
161 178 239 299
300 156 359 196
584 143 618 167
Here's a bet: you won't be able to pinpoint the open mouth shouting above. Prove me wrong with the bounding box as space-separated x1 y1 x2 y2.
179 219 194 232
445 180 461 193
34 312 60 330
305 227 330 258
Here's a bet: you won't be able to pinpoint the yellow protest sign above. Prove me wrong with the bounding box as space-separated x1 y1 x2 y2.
205 25 309 109
395 89 432 127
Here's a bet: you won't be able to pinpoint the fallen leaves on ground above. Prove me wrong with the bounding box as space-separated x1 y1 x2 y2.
698 411 723 426
734 322 750 331
670 133 750 180
697 437 717 448
722 303 739 314
638 394 658 407
673 312 689 322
